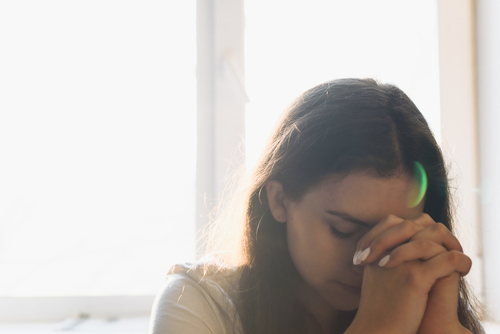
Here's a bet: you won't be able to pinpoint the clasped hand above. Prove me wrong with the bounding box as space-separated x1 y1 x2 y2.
347 214 472 334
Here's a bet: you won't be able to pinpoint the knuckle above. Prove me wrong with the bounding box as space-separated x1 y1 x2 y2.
370 237 386 253
386 214 399 222
417 239 434 252
420 213 431 219
419 213 433 223
446 250 462 264
432 222 450 235
380 214 402 227
402 219 420 233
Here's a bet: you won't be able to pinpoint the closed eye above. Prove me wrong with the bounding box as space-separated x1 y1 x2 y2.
328 224 357 240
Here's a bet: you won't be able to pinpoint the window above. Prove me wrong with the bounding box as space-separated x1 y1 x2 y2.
0 1 196 298
245 0 440 168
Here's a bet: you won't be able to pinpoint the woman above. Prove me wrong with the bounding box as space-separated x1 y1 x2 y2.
149 78 484 334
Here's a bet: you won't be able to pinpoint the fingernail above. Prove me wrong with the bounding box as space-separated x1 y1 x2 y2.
379 255 390 267
358 248 370 262
353 250 361 265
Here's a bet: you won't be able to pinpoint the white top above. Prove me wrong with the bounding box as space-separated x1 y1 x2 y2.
148 262 244 334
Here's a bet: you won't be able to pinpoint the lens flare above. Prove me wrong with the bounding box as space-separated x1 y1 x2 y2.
407 161 428 208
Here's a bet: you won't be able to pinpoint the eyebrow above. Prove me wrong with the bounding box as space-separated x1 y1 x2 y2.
325 210 373 228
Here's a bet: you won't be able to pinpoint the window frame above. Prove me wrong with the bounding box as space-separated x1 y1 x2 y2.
0 0 246 323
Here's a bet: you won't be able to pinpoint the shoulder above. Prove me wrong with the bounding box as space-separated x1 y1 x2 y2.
148 262 243 334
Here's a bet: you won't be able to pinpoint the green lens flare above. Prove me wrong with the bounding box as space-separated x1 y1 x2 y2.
409 161 428 208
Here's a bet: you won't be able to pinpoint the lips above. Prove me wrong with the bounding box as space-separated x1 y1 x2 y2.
336 280 362 294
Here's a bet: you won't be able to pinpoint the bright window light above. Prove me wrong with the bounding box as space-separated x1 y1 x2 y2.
0 1 196 296
245 0 440 168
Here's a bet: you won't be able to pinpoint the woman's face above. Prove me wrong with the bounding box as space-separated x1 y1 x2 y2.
274 172 425 312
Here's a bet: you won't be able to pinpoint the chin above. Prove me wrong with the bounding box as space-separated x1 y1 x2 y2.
320 286 361 311
326 297 360 311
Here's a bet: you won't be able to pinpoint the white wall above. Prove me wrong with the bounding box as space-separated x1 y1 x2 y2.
438 0 483 310
476 0 500 323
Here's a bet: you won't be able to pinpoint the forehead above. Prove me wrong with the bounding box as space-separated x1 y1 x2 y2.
303 172 424 225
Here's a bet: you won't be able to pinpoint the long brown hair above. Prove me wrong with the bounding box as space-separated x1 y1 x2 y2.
206 78 484 334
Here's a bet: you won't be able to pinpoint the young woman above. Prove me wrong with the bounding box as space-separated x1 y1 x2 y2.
149 78 484 334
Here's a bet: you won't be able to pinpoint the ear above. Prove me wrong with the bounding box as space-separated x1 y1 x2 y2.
265 180 289 223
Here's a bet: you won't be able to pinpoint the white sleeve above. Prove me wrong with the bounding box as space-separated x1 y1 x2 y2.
148 274 227 334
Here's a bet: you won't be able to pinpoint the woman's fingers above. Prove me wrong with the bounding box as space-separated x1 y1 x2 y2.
355 219 425 264
353 213 462 265
379 239 447 268
357 213 434 252
353 214 405 264
419 250 472 277
364 223 462 265
357 214 405 249
410 222 463 252
354 214 434 265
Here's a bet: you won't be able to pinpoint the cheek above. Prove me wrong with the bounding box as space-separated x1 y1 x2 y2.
286 217 351 282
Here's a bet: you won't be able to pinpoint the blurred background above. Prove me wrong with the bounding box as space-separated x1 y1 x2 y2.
0 0 499 332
